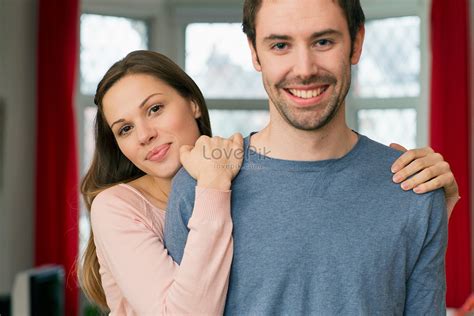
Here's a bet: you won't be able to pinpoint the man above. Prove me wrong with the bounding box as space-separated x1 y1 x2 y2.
165 0 448 314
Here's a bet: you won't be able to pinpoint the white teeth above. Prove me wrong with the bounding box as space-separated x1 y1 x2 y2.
289 87 326 99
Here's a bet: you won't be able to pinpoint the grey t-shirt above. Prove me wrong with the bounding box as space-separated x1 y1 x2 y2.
165 134 447 315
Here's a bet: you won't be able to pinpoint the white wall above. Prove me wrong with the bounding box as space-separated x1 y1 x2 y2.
0 0 37 295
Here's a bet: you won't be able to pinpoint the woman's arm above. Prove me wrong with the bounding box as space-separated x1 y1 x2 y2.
92 185 232 315
389 143 459 219
164 133 244 313
92 134 243 315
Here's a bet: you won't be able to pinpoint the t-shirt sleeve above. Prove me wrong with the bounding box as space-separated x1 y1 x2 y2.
404 189 447 315
92 183 233 315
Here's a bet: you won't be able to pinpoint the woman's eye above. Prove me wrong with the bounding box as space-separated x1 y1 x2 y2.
149 104 162 115
119 125 132 136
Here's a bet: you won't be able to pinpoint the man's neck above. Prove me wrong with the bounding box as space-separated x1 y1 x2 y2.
250 105 358 161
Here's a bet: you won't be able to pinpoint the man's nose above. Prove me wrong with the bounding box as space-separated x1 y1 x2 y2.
293 47 318 79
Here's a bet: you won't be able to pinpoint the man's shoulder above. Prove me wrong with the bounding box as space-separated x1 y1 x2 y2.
356 136 446 216
360 136 404 167
171 167 197 192
409 187 446 224
167 167 197 220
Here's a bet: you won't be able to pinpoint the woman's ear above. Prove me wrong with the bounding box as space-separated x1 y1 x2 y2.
191 101 201 119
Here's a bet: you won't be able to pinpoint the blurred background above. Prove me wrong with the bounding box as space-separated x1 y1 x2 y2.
0 0 472 314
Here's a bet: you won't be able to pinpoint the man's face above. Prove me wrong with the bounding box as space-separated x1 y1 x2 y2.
249 0 364 131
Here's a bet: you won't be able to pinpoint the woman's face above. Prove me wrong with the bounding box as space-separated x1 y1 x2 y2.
102 73 202 179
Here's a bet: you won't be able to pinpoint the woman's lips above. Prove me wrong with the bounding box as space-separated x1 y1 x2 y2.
146 143 171 162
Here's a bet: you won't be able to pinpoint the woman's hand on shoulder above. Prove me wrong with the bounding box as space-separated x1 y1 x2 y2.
180 133 244 190
389 143 459 220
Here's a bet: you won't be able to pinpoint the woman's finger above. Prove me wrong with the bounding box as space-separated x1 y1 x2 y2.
392 154 445 183
391 147 435 173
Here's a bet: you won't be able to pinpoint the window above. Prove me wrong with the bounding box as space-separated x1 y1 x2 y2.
80 14 149 95
358 109 417 148
185 23 266 100
209 109 268 137
349 16 423 148
185 22 268 137
353 16 420 99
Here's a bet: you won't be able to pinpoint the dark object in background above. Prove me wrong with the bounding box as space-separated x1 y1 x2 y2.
12 265 64 316
0 294 11 316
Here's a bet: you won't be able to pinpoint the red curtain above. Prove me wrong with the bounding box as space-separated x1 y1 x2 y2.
35 0 80 315
430 0 472 307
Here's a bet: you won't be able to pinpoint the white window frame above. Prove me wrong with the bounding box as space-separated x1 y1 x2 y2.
172 3 268 111
347 0 431 147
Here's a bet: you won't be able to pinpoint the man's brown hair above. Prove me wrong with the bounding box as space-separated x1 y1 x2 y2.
242 0 365 53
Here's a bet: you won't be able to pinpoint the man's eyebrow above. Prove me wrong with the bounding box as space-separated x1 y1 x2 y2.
262 29 343 44
310 29 343 39
110 92 163 130
262 34 292 44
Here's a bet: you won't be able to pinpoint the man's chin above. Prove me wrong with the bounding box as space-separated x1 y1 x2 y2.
282 115 331 131
279 105 340 131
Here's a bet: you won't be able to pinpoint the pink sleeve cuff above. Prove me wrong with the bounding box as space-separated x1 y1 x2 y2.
189 186 232 222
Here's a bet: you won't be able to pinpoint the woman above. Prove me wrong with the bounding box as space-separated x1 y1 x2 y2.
79 50 459 315
80 50 241 315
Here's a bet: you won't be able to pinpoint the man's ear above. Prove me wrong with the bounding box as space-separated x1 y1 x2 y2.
350 25 365 65
248 38 262 72
191 101 201 119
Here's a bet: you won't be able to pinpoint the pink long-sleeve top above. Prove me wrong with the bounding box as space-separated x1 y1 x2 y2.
91 183 233 316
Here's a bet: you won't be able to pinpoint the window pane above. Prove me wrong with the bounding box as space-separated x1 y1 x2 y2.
80 14 148 95
79 199 91 257
209 110 269 138
83 106 97 171
185 23 266 99
353 16 420 98
79 106 97 255
357 109 417 148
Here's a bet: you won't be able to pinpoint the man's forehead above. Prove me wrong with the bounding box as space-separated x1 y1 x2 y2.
256 0 342 19
255 0 346 37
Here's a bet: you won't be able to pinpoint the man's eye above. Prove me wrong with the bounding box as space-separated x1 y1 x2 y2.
315 39 332 47
272 42 288 50
119 125 132 136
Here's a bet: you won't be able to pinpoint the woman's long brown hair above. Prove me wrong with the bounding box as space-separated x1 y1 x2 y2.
78 50 212 310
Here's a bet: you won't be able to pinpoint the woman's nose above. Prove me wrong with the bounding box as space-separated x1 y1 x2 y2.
137 122 157 145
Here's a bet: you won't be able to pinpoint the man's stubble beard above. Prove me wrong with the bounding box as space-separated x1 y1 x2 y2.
264 62 352 131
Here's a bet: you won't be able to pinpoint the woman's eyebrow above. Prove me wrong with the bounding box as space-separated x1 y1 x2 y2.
110 92 164 129
139 92 163 109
